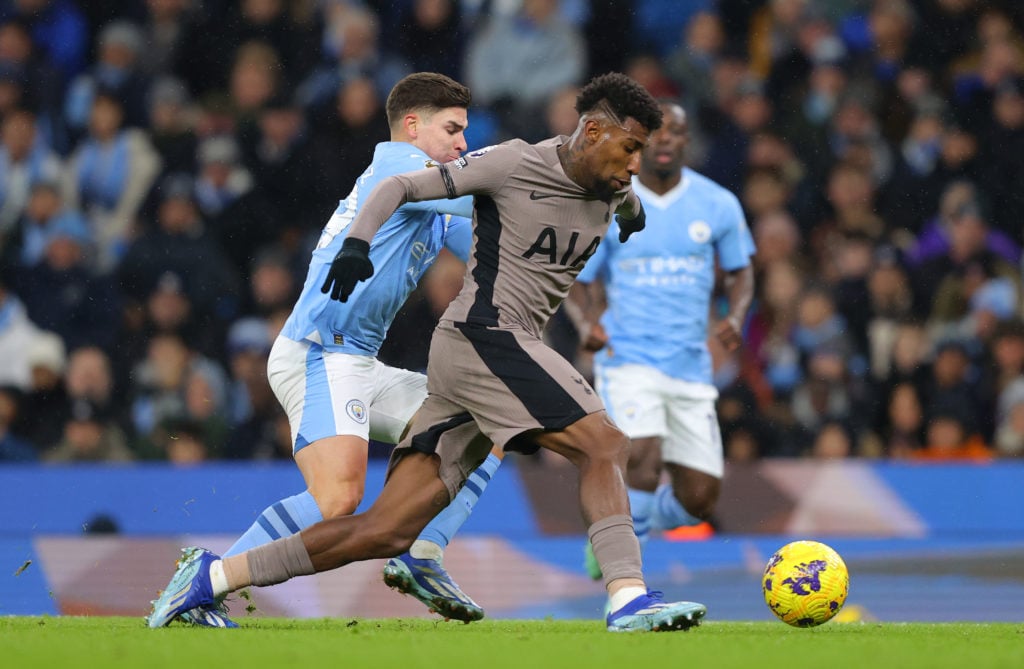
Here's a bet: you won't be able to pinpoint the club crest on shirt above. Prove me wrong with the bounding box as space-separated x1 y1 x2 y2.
688 220 712 243
346 400 368 424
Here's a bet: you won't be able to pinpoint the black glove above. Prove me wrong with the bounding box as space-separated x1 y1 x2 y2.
615 203 646 243
320 237 375 302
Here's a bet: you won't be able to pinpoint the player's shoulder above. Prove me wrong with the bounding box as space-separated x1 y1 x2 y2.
685 168 743 209
374 141 436 172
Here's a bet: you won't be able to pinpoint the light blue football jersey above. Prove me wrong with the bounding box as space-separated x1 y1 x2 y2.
281 142 473 355
577 168 755 384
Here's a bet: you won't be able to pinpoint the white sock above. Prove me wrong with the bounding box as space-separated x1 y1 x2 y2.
408 539 444 562
209 559 229 597
609 586 648 613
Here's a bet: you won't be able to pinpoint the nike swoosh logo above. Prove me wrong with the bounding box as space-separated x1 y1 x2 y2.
529 191 561 200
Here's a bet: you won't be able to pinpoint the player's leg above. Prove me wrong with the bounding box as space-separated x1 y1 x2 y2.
370 366 499 620
146 449 452 628
383 414 493 621
384 445 501 618
581 364 668 579
528 413 704 631
650 394 724 531
224 339 375 557
178 339 371 627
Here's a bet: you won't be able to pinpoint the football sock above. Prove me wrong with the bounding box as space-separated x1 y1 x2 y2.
627 487 656 551
224 491 324 557
649 483 702 530
609 586 648 613
415 452 501 552
587 514 643 586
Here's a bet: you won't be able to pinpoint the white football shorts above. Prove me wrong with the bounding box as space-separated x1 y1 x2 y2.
596 363 724 478
267 335 427 453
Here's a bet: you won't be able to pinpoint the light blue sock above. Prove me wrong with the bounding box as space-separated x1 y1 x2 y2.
649 483 701 531
224 490 323 557
627 487 656 551
416 453 502 549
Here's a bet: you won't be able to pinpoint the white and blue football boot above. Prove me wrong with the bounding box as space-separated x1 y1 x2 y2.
382 552 484 622
605 591 706 632
146 547 220 628
178 599 238 628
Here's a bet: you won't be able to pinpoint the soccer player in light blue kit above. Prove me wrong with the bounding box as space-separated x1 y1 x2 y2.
179 73 500 627
570 101 755 578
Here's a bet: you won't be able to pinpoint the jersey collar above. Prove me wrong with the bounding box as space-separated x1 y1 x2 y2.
632 168 691 210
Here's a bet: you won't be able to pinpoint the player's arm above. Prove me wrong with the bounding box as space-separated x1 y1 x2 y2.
443 215 472 263
715 265 754 352
319 169 449 301
568 236 611 351
714 193 756 351
567 280 609 352
321 146 518 301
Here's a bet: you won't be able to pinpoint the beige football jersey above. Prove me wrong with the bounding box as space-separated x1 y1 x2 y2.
349 136 640 338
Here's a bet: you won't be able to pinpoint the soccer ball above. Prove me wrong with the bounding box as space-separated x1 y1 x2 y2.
762 540 849 627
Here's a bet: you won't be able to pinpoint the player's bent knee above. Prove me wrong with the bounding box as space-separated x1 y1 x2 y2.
310 487 363 519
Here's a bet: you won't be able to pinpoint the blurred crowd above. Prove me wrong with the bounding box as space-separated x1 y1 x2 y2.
0 0 1023 465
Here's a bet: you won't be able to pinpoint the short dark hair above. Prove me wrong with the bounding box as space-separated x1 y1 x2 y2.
385 73 471 128
576 72 662 132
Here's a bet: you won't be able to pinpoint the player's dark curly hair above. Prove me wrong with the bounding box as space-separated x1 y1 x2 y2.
386 73 471 128
576 73 663 132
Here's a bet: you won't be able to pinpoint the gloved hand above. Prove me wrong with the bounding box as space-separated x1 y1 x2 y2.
320 237 375 302
615 202 646 243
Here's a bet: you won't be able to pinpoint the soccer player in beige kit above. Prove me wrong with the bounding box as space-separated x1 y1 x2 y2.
147 73 706 632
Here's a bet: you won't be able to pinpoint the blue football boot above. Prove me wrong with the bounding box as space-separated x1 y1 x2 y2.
382 552 484 622
606 591 706 632
178 598 238 628
146 547 219 628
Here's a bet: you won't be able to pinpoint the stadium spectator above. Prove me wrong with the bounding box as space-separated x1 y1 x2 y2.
465 0 586 139
13 211 121 351
64 345 131 442
0 107 61 237
63 89 162 271
44 397 134 463
118 172 241 327
391 0 465 79
0 18 67 151
19 329 68 450
63 20 151 137
0 384 35 460
0 274 38 391
11 177 87 268
297 3 410 112
147 75 197 176
0 0 88 81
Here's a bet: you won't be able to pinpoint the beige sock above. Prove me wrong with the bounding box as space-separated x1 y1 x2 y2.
222 554 251 592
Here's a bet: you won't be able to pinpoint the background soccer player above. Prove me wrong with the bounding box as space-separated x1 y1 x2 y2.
180 73 500 627
572 100 755 578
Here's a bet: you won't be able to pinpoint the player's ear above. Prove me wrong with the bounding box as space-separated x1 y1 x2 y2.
403 113 419 138
582 117 603 144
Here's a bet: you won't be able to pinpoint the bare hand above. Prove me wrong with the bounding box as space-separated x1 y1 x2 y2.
583 322 609 352
715 316 743 352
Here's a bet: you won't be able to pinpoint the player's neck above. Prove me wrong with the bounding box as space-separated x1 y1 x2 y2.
556 141 590 192
638 168 681 196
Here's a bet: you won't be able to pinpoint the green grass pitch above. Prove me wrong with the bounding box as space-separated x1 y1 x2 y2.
2 617 1020 669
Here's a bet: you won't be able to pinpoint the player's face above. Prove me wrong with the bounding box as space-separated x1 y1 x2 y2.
414 106 469 164
585 116 650 199
642 103 688 174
